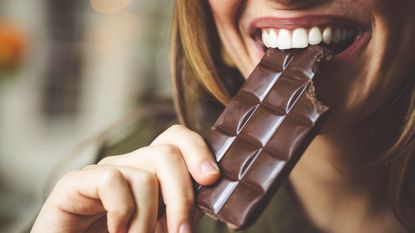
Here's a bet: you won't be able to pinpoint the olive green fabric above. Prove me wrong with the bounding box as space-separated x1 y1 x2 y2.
98 101 319 233
96 101 178 161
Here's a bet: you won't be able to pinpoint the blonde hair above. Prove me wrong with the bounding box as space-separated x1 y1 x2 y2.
171 0 230 130
171 0 415 230
387 87 415 229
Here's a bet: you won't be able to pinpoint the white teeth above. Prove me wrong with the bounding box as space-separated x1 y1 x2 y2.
261 26 356 49
322 27 332 44
308 27 322 45
261 30 271 48
292 28 308 48
268 29 279 48
278 29 292 50
332 28 341 43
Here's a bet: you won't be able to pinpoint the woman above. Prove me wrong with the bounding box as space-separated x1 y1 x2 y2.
32 0 415 232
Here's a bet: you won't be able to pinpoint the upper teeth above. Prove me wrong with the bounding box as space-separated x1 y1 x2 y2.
261 26 355 50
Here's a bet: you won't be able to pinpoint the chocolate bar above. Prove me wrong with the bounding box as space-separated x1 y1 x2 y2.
196 46 332 229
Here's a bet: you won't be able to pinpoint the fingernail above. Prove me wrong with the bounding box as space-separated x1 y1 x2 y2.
179 222 192 233
201 160 219 175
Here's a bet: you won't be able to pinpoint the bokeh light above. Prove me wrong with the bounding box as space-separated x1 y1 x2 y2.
0 1 173 231
0 21 25 69
86 11 140 56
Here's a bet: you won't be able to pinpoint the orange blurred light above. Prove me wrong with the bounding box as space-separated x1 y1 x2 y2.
0 22 26 69
90 0 132 14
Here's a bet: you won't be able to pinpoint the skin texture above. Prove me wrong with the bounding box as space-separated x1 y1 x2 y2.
208 0 415 232
32 1 415 233
32 125 218 233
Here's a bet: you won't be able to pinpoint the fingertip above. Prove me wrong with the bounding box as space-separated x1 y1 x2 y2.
199 174 220 186
196 160 220 185
200 160 219 175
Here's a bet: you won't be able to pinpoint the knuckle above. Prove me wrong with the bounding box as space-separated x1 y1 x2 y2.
181 191 195 206
173 193 195 215
157 144 182 158
110 204 134 218
82 164 97 170
100 168 124 186
166 124 205 147
135 171 158 188
121 201 135 214
168 124 186 133
98 155 116 165
56 170 78 186
168 190 194 208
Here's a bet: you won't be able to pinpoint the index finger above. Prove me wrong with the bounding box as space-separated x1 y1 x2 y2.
151 124 220 185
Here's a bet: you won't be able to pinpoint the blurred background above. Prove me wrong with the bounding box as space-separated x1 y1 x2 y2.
0 0 173 232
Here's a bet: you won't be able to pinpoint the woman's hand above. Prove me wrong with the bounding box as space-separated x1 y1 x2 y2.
31 125 220 233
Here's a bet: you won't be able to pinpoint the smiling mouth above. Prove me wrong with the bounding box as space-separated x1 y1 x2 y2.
251 16 370 56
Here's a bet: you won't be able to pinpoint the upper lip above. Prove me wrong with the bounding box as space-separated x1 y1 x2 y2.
248 15 370 37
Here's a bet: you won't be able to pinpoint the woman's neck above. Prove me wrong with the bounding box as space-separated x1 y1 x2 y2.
289 119 407 233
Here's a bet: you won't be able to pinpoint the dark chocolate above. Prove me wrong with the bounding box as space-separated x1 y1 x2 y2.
196 46 332 229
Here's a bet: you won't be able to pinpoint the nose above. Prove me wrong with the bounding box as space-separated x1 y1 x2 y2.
267 0 328 9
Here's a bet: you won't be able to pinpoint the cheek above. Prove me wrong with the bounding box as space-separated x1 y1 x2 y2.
207 0 241 40
368 0 415 100
208 0 242 22
320 0 415 131
208 0 254 76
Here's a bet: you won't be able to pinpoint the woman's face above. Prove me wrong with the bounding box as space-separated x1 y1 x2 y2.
208 0 415 130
